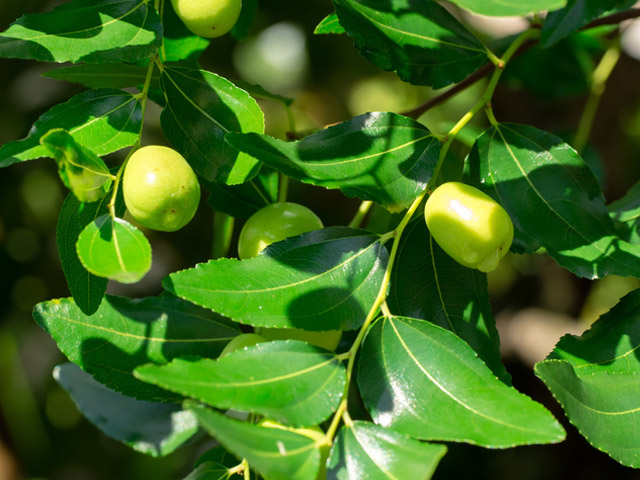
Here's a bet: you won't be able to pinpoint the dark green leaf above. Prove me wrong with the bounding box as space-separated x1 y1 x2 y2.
465 123 640 279
164 228 387 331
388 218 510 383
76 215 151 284
160 65 264 185
542 0 636 47
358 316 565 447
608 179 640 245
189 404 323 480
315 13 346 35
0 89 141 168
195 445 239 469
332 0 488 88
231 80 294 107
56 183 125 315
33 293 240 402
136 340 346 427
183 463 231 480
54 363 199 457
42 64 160 89
227 112 440 212
535 289 640 468
162 0 210 62
447 0 566 16
40 129 113 203
328 421 447 480
231 0 258 40
0 0 162 64
204 166 278 218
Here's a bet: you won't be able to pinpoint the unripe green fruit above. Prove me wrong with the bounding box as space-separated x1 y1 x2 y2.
171 0 242 39
219 333 267 358
256 327 342 352
237 202 324 260
123 146 200 232
424 181 513 273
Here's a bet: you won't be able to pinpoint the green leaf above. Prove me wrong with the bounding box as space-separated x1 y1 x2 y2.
227 112 440 212
328 421 447 480
54 363 199 457
164 228 388 331
189 404 323 480
56 184 125 315
195 445 239 469
332 0 488 88
0 0 162 64
231 80 294 108
40 129 113 203
231 0 258 40
0 89 141 169
204 166 278 219
465 123 640 279
33 294 240 402
136 340 345 427
183 463 231 480
315 13 346 35
541 0 636 47
388 218 510 383
535 289 640 468
162 0 210 62
608 179 640 244
76 215 151 284
447 0 566 16
42 64 160 89
160 65 264 185
358 316 565 447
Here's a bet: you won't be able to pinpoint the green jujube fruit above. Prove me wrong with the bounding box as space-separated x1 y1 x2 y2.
171 0 242 38
123 145 200 232
424 181 513 272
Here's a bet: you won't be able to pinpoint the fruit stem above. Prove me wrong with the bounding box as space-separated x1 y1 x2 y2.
348 201 373 228
278 174 289 203
574 36 621 154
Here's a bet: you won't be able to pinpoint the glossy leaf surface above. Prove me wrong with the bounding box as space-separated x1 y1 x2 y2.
189 404 322 480
42 64 159 89
33 294 240 401
448 0 566 16
0 0 162 64
387 218 509 383
315 13 346 35
227 112 439 212
40 129 113 203
76 215 151 284
358 316 565 447
164 228 387 331
535 289 640 468
328 421 446 479
57 186 125 315
160 65 264 185
183 463 230 480
542 0 636 46
0 89 141 168
136 340 345 427
608 179 640 244
332 0 487 88
466 123 640 279
55 363 198 457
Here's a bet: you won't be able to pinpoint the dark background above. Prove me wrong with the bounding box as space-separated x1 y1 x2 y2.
1 1 640 479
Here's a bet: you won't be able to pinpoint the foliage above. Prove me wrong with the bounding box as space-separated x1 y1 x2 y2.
1 0 640 478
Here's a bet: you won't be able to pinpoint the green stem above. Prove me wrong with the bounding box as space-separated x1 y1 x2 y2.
348 201 373 228
212 212 235 259
573 37 621 154
278 175 289 203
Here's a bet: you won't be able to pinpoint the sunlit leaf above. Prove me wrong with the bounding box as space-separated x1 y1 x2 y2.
448 0 566 17
42 64 160 89
315 13 346 35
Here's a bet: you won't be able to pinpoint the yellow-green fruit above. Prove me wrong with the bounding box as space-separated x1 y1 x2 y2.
237 202 324 259
171 0 242 38
257 327 342 351
219 333 267 358
424 181 513 273
123 146 200 232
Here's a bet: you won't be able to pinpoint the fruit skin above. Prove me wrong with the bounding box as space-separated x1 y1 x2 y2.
237 202 324 260
123 145 200 232
219 333 267 358
256 327 342 351
424 181 513 273
171 0 242 39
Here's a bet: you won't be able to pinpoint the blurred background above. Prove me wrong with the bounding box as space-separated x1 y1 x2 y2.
2 0 640 479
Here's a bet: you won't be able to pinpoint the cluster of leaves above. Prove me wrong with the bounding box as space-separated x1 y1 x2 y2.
2 0 640 478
